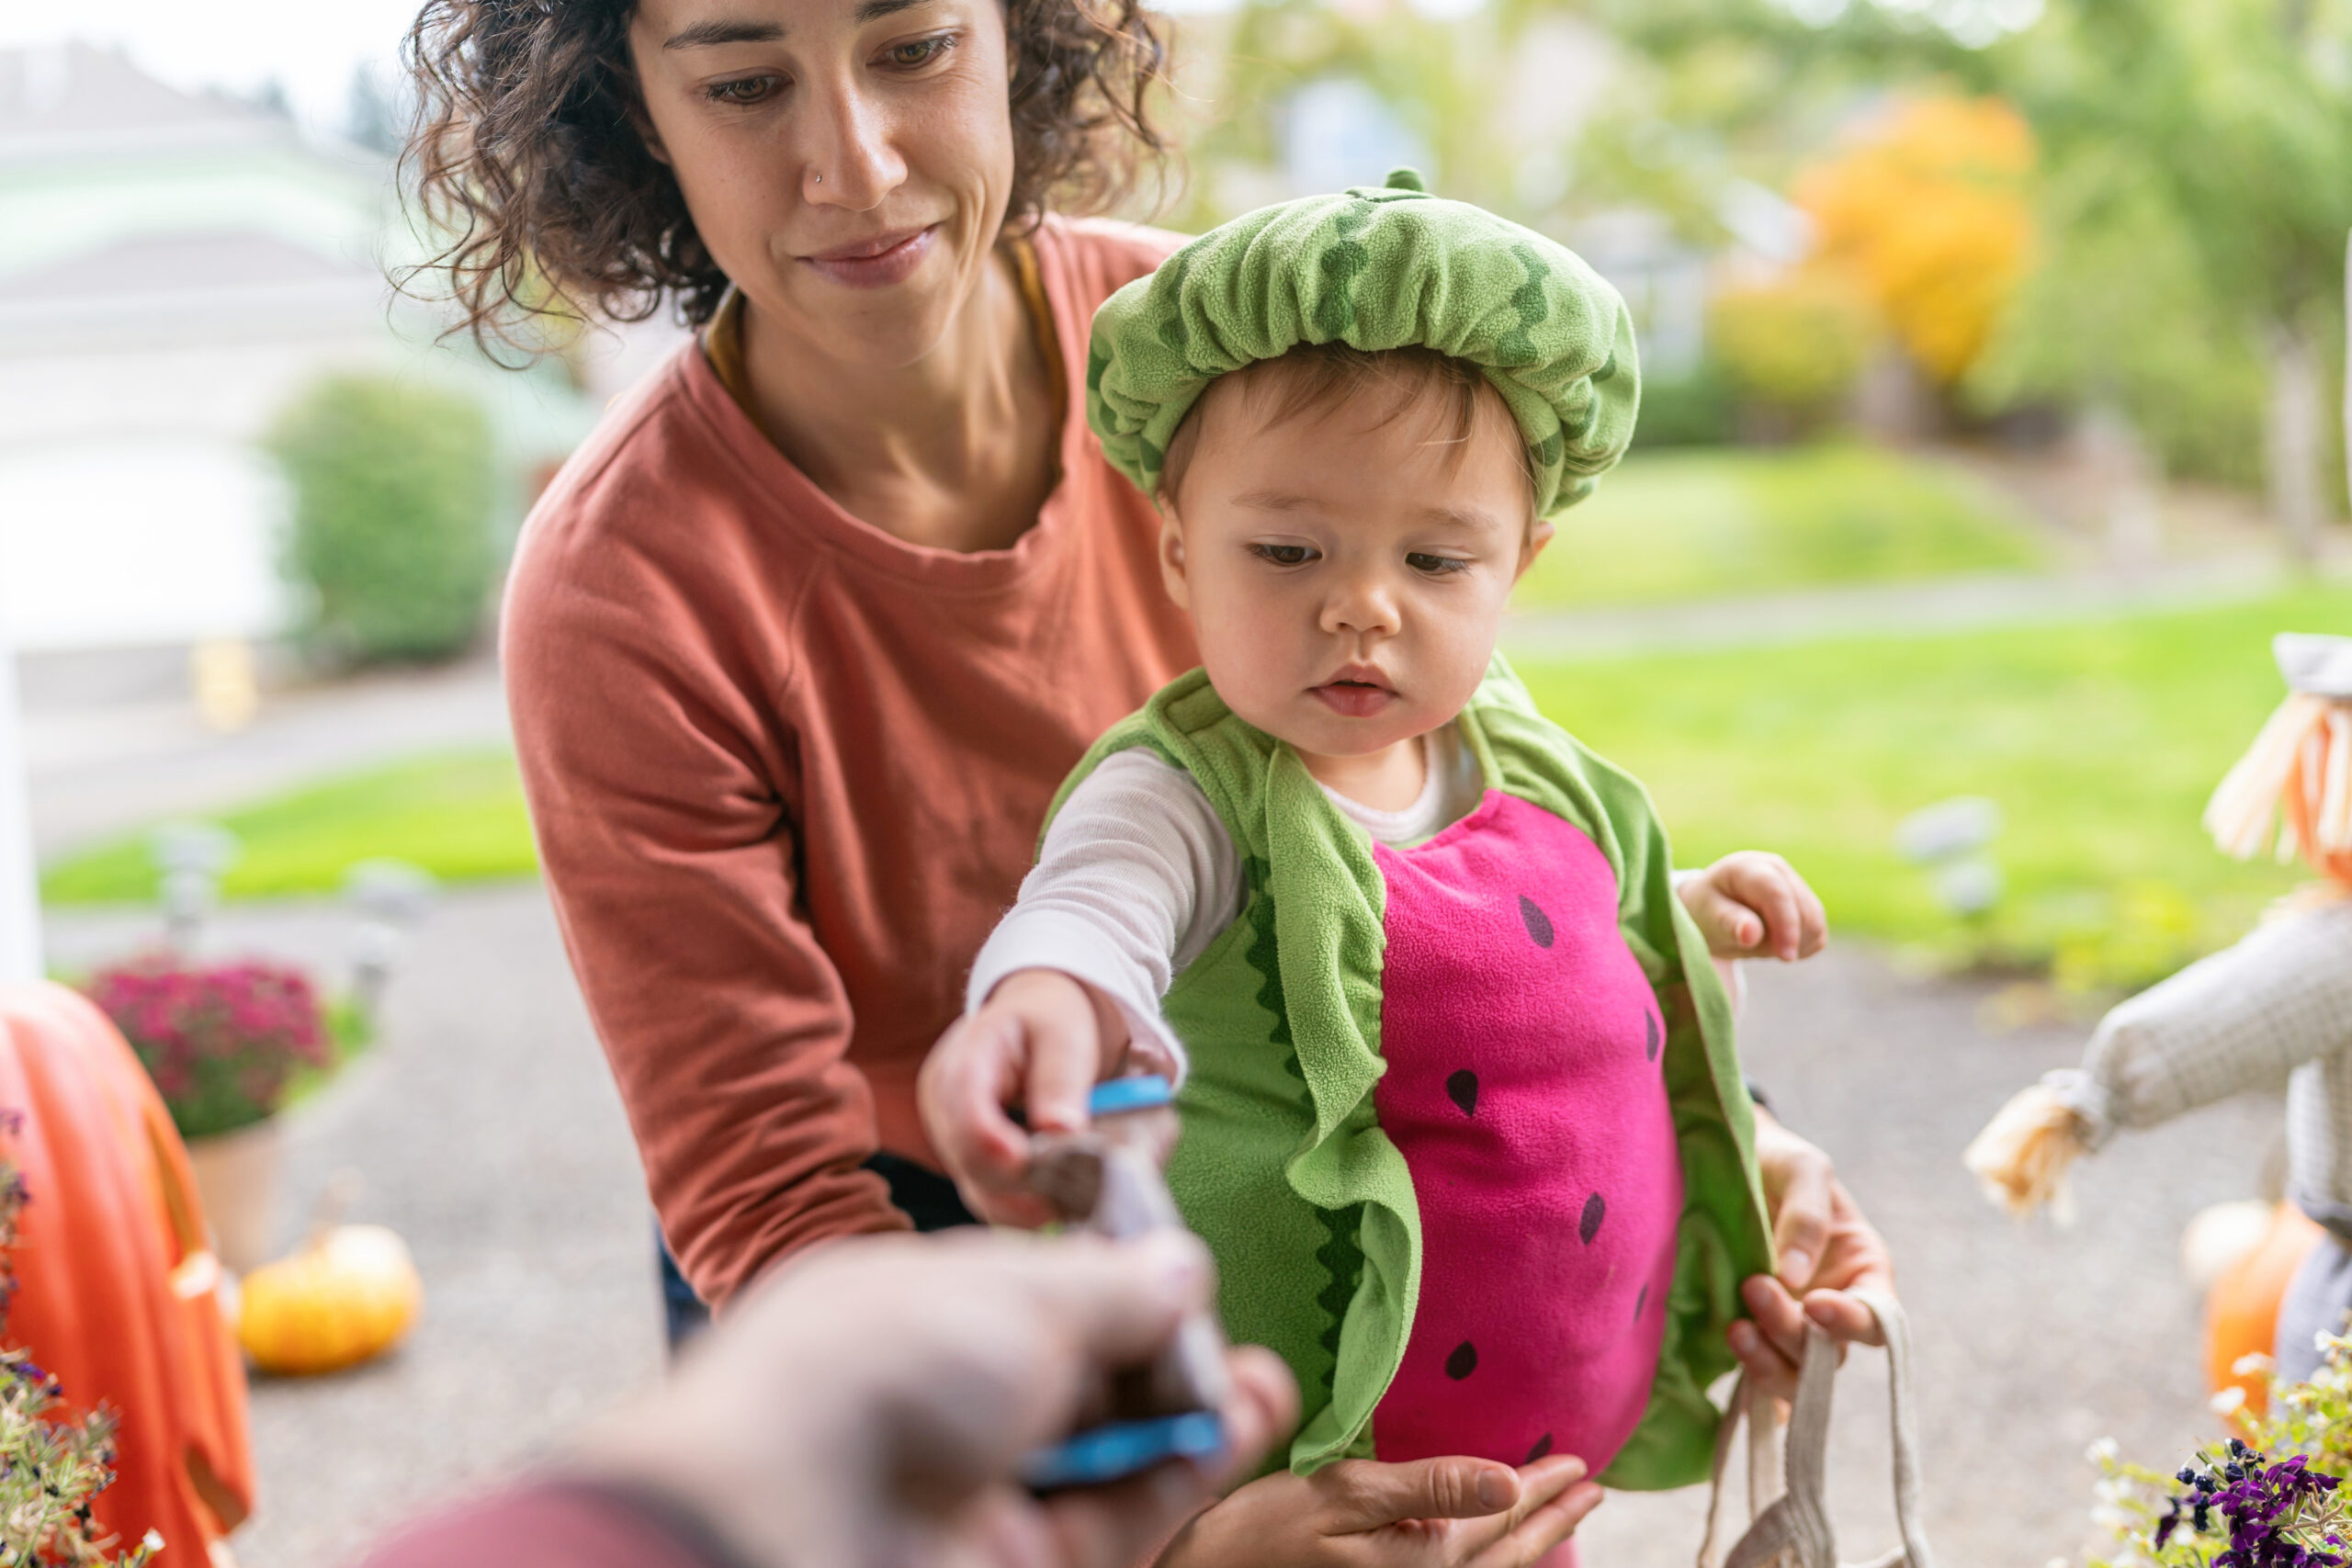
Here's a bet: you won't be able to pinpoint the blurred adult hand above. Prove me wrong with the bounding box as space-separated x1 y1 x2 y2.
1158 1450 1602 1568
1732 1109 1895 1402
574 1229 1296 1568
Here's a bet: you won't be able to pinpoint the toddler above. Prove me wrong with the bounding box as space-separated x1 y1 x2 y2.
923 173 1820 1495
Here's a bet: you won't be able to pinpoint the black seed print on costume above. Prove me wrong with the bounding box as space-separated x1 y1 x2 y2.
1635 1282 1648 1320
1579 1192 1606 1245
1446 1069 1479 1117
1645 1012 1660 1061
1445 1340 1478 1380
1526 1433 1554 1462
1519 895 1555 948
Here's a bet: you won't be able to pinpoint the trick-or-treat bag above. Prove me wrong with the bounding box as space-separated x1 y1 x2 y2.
1698 1290 1935 1568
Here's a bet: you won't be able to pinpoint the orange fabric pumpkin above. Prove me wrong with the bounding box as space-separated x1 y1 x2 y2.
0 981 255 1561
239 1224 423 1376
2207 1201 2326 1424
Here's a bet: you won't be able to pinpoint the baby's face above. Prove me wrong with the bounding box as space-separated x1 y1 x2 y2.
1157 375 1544 766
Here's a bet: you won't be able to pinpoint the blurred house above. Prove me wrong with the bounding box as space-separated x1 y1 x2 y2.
0 42 594 655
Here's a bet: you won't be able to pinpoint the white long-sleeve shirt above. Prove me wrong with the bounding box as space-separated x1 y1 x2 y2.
965 728 1486 1077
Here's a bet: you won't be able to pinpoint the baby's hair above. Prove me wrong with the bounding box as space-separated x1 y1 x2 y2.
1158 343 1538 519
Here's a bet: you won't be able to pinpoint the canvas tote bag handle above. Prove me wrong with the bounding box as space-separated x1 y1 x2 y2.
1695 1288 1932 1568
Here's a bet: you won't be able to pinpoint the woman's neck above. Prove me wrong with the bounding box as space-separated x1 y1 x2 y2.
738 244 1057 554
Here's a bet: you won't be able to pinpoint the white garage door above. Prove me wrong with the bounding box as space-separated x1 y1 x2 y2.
0 436 290 650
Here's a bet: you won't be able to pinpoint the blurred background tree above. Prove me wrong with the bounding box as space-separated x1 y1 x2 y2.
266 375 497 667
1792 93 2034 388
1706 274 1875 434
1571 0 2351 547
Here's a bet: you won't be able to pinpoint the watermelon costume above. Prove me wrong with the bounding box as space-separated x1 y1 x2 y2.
1044 663 1772 1488
1066 166 1776 1487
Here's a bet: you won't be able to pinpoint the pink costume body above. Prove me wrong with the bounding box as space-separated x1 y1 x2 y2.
1371 791 1685 1500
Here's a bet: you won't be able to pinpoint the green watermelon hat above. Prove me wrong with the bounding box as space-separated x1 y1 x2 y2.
1086 169 1642 519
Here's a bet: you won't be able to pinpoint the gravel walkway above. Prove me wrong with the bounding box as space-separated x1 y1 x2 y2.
44 888 2277 1567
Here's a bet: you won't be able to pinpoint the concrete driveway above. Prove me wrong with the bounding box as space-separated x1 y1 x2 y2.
41 886 2268 1567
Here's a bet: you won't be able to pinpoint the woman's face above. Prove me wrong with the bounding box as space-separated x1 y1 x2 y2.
628 0 1018 369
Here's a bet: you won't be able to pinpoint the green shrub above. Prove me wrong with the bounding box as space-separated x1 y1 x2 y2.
1630 362 1736 448
268 374 497 664
1706 275 1874 432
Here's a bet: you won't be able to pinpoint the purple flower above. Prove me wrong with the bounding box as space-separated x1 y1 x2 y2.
2165 1446 2352 1567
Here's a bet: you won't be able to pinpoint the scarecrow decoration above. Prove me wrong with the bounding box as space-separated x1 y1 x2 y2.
1966 633 2352 1390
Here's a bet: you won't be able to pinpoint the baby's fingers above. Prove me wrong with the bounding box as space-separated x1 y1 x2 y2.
920 1012 1054 1224
1783 864 1829 960
1682 879 1767 957
1732 856 1809 963
1704 852 1829 963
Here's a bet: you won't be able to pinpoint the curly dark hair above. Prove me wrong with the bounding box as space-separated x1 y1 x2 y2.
400 0 1173 353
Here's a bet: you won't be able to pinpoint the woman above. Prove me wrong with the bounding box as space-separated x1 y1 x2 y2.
405 1 1892 1561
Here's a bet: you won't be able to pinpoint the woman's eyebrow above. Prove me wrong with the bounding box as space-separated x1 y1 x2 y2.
664 18 787 50
665 0 929 50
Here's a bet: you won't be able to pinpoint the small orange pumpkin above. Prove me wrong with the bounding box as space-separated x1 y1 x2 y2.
0 981 255 1560
2207 1201 2326 1424
238 1224 422 1376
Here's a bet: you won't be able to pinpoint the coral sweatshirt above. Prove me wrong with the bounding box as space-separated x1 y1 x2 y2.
503 217 1195 1309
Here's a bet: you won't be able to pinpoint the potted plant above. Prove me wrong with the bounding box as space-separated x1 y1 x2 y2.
84 958 333 1274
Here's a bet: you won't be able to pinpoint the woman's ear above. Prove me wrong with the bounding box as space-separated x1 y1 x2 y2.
1156 504 1192 612
1514 516 1556 581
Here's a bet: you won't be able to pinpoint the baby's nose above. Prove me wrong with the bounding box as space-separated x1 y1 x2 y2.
1323 578 1401 635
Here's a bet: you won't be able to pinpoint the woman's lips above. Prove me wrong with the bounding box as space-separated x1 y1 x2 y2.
801 225 939 288
1311 681 1398 719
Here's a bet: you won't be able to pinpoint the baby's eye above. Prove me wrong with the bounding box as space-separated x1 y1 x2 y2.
706 74 784 107
1249 543 1317 567
1407 553 1472 576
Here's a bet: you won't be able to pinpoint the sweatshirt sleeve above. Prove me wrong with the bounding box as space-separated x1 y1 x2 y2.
504 535 906 1314
965 750 1242 1078
355 1482 746 1568
2053 899 2352 1145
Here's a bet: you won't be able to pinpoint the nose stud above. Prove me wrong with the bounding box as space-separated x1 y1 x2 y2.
812 172 823 186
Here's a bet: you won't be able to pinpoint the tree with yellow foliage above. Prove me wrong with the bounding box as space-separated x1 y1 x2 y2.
1793 95 2036 386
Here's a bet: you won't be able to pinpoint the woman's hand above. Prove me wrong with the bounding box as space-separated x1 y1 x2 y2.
1158 1451 1602 1568
1730 1110 1896 1402
1677 852 1828 962
573 1229 1297 1568
921 970 1134 1226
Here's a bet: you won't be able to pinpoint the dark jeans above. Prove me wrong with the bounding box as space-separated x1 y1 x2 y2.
659 1150 980 1351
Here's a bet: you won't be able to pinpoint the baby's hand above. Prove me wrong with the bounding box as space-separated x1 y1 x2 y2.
918 970 1128 1228
1677 852 1827 962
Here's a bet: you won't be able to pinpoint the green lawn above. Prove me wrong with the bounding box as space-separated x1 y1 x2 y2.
1513 582 2352 990
1514 443 2052 611
40 750 537 905
41 580 2348 997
